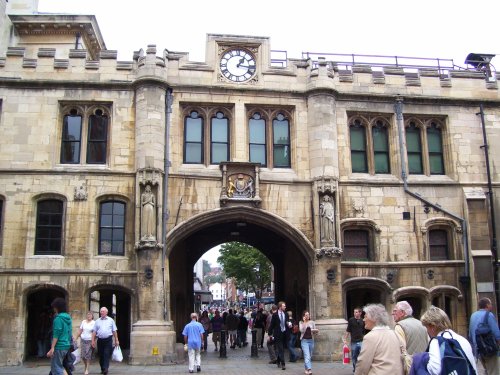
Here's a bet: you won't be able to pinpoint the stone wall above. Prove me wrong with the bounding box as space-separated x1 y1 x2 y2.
0 23 499 365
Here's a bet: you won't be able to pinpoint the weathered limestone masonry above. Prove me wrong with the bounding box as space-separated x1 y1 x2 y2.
0 0 499 366
132 45 176 364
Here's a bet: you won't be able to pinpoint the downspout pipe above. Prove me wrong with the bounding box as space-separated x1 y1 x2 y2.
478 104 500 320
395 98 471 319
162 88 173 321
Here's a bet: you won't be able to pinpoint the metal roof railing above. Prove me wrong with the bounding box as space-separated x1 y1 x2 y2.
271 49 288 68
302 52 457 75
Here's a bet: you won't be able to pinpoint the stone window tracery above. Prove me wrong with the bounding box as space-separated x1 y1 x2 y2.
182 106 232 165
405 118 446 176
60 104 111 165
248 108 292 168
348 115 391 175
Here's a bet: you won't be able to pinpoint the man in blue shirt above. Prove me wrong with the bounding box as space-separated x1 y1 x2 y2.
469 297 500 375
182 313 205 373
91 307 119 375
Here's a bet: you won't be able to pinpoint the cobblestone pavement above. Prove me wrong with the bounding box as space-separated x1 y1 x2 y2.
0 334 487 375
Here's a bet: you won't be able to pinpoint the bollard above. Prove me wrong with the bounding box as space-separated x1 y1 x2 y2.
220 330 227 358
250 329 258 357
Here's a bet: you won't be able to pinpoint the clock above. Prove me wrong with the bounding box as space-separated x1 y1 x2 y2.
219 48 256 82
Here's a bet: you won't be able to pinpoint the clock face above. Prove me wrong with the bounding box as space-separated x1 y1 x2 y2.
220 48 256 82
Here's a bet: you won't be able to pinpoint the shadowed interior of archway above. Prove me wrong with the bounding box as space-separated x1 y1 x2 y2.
168 209 313 342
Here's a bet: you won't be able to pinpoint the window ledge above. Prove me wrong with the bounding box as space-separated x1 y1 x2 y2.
342 174 400 183
259 168 299 182
176 164 222 177
53 164 110 172
407 175 457 184
94 255 127 259
25 255 65 270
341 260 464 267
175 165 300 182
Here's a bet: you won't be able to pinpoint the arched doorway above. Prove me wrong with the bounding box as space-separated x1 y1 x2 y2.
88 286 132 350
342 277 392 319
25 285 66 359
167 206 314 342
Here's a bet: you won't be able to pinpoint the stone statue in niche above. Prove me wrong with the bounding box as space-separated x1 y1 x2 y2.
320 195 335 245
141 184 156 240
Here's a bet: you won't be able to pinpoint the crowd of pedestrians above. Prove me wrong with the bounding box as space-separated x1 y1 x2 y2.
42 296 499 375
187 301 319 374
180 298 500 375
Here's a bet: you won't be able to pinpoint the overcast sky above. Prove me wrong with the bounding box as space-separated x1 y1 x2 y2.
38 0 499 68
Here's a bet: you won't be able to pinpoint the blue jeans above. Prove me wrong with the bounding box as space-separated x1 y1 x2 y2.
203 332 208 350
237 329 246 346
50 349 68 375
301 339 314 370
351 341 362 371
288 334 297 361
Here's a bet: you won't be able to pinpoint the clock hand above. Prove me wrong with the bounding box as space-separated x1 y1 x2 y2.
236 57 245 68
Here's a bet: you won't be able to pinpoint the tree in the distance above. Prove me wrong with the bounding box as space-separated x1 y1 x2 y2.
217 242 272 298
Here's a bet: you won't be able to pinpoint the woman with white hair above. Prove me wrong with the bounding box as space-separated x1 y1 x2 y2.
354 304 403 375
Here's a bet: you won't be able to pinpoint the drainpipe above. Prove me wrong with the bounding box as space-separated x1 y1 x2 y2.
478 104 500 320
162 88 173 320
394 98 471 320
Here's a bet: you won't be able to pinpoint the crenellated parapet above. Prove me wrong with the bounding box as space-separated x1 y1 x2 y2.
135 44 168 83
0 44 173 85
0 44 498 97
0 46 137 83
305 56 498 94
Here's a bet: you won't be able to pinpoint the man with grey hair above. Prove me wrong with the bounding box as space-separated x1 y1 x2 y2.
91 306 119 375
392 301 428 358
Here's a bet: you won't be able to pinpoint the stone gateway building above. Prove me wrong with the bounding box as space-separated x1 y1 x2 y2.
0 0 499 366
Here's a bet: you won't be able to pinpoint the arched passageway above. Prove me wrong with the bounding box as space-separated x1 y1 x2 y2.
88 286 132 350
25 285 66 359
167 206 314 342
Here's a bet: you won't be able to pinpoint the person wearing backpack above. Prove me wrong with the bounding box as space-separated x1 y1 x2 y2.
469 297 500 375
420 306 477 375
